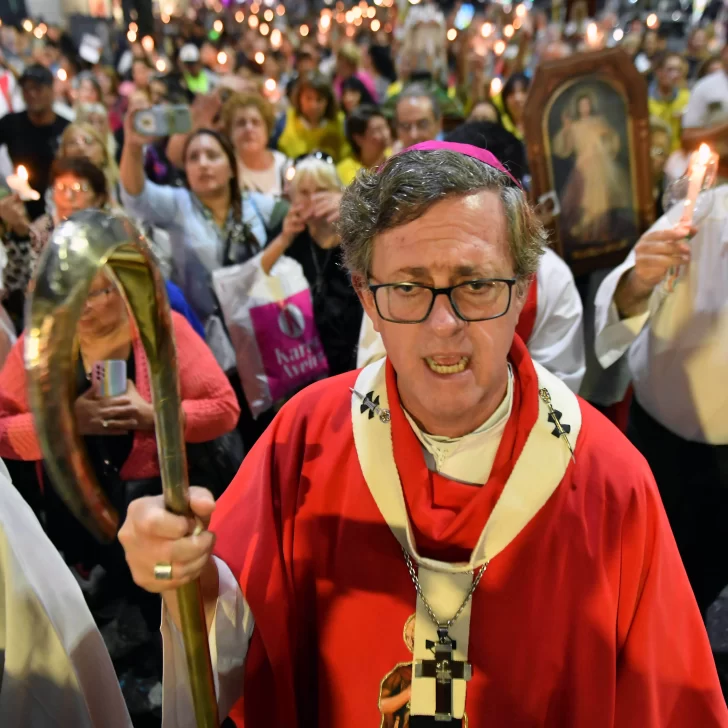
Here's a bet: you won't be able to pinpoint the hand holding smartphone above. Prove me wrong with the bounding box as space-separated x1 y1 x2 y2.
92 360 128 397
132 105 192 137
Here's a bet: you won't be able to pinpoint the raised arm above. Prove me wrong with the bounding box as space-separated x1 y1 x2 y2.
594 220 692 370
119 99 183 229
119 98 149 197
260 204 307 275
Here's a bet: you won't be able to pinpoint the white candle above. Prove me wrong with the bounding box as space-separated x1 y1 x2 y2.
681 143 713 227
6 165 39 201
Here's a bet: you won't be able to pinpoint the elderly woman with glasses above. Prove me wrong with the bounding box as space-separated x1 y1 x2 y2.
262 154 362 374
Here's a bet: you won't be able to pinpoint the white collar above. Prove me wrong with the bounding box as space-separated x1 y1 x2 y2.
403 367 513 480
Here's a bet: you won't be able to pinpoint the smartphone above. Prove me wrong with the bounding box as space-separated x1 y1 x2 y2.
92 360 128 397
133 105 192 137
455 3 475 30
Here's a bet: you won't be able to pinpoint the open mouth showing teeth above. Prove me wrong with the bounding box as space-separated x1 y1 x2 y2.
425 357 469 375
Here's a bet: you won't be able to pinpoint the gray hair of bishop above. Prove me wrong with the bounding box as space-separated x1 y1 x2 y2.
338 150 547 289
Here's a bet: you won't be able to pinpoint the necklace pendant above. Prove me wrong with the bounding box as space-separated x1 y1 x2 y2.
414 628 472 721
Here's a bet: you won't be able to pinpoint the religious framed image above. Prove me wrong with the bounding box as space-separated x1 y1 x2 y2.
524 48 654 276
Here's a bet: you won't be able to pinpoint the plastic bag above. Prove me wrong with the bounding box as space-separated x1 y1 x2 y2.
212 252 329 418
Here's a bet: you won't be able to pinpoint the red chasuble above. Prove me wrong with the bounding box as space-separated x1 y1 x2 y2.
211 338 728 728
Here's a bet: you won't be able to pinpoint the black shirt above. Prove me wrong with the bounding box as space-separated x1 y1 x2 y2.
285 229 362 376
0 111 69 220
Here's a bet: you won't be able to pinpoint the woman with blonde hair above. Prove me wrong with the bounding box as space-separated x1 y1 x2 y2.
74 102 119 166
59 121 120 202
262 154 361 374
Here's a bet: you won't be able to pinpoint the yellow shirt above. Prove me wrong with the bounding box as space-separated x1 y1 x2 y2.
336 148 393 186
493 93 523 141
648 88 691 152
276 108 350 163
336 157 362 186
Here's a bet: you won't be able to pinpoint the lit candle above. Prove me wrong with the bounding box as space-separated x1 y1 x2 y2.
681 143 713 227
586 22 598 47
6 166 39 201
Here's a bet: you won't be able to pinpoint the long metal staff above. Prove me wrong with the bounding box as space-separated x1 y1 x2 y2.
24 209 219 727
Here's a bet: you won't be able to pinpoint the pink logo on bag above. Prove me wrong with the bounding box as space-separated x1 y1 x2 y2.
249 289 329 401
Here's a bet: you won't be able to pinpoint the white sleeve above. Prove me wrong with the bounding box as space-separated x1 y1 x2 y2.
682 80 708 129
356 312 386 368
120 178 183 230
593 210 679 369
161 556 254 728
527 248 585 393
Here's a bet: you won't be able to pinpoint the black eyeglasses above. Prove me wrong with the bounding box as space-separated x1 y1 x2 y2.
368 278 517 323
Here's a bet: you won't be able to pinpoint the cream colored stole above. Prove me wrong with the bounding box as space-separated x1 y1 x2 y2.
351 358 582 719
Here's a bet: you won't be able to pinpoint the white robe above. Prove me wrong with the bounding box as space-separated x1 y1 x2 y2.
0 459 132 727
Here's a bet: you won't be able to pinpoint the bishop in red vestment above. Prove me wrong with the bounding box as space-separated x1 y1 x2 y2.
119 142 728 728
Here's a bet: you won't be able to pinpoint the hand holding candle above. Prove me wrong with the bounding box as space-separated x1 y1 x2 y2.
662 143 719 290
6 165 39 201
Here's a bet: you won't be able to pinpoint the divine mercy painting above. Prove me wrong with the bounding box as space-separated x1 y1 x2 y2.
546 78 638 250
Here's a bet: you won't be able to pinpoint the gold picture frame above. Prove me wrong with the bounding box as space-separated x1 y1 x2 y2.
524 48 654 276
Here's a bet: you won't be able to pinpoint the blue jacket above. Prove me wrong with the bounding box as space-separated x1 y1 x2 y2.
165 281 205 339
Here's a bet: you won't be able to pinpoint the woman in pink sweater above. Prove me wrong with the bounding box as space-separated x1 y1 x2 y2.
0 272 240 478
0 270 240 586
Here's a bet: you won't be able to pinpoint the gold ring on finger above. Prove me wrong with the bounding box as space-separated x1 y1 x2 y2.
153 562 173 580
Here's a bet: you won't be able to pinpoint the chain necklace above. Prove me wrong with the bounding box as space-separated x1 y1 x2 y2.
402 547 489 631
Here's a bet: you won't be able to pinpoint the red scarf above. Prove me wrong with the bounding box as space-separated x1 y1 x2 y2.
385 335 540 562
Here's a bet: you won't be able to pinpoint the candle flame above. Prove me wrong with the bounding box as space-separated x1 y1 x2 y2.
698 143 712 165
17 166 27 182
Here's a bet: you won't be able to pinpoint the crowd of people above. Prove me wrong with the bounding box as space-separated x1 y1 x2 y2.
0 1 725 724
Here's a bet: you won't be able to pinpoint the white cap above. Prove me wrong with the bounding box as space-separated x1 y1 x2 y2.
179 44 200 63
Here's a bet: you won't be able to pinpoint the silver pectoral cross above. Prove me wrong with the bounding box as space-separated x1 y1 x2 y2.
414 628 472 721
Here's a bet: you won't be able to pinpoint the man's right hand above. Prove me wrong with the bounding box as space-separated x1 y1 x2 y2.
119 487 217 593
615 225 693 318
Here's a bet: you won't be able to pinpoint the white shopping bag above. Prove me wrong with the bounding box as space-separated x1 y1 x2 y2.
212 253 329 418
